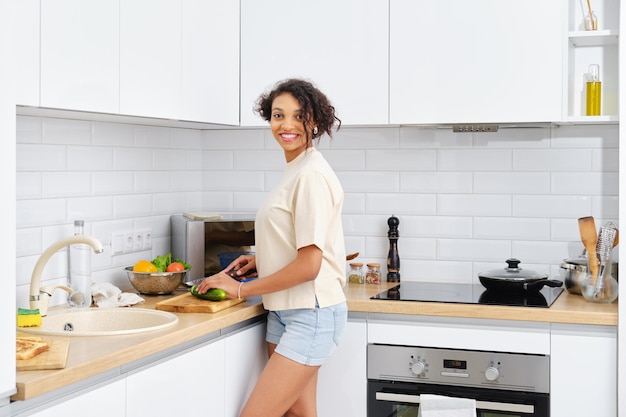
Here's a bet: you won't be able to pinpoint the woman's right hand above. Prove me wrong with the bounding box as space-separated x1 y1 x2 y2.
226 254 257 278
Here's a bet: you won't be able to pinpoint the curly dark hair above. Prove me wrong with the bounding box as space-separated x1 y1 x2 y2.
255 78 341 145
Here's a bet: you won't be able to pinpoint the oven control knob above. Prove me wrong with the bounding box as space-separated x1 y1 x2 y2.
410 360 426 376
485 366 500 381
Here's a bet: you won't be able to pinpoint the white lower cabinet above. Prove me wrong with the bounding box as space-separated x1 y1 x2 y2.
550 324 617 417
317 317 367 417
224 321 268 417
126 336 226 417
29 378 126 417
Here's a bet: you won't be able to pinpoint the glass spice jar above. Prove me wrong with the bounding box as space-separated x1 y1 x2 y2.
348 263 364 284
366 263 381 284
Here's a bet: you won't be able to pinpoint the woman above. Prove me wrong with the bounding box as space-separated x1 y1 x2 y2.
197 78 347 417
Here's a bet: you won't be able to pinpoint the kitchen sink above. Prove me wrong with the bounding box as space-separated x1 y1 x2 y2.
18 308 178 336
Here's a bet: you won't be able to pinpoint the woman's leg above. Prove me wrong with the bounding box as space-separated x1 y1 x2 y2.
240 342 320 417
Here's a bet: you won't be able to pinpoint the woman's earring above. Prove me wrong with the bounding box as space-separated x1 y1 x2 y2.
313 126 318 135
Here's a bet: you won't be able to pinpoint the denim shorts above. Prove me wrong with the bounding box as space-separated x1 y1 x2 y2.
266 301 348 366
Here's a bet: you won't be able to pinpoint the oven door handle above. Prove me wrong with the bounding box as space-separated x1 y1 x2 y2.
375 392 535 414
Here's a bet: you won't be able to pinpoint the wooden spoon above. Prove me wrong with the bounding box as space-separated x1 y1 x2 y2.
578 216 599 279
346 252 359 261
613 228 619 247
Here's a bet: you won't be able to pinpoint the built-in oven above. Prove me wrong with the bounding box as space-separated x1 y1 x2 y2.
368 344 550 417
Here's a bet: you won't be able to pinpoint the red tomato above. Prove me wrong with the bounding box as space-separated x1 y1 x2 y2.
166 262 185 272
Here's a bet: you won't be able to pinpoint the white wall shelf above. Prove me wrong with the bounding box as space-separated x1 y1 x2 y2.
568 29 619 47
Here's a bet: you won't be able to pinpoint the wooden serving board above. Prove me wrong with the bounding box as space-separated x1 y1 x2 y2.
155 292 246 313
16 338 70 371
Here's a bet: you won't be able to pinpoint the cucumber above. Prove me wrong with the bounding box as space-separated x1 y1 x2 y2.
190 285 227 301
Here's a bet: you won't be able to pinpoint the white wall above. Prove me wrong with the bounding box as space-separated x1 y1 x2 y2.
1 0 17 406
15 116 619 310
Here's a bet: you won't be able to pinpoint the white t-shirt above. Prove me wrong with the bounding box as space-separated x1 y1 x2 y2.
256 147 347 310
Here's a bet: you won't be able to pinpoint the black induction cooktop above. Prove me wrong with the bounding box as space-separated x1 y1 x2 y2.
370 281 564 308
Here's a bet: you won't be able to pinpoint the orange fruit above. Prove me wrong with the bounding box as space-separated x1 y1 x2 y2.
133 260 158 273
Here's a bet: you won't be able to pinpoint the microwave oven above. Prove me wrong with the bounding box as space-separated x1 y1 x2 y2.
170 214 255 284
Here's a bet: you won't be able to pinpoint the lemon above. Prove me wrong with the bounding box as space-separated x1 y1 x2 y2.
133 260 158 273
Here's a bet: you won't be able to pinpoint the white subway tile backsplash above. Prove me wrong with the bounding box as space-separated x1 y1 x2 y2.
14 118 620 296
17 144 67 171
401 172 473 193
114 194 152 218
552 124 618 148
513 195 592 218
68 196 114 221
236 150 284 171
474 172 550 194
513 149 591 171
552 172 618 195
133 125 171 148
202 150 234 170
68 145 114 171
16 172 42 199
43 172 91 197
474 127 551 148
114 147 154 171
474 217 550 240
592 148 619 172
402 216 473 238
42 118 91 145
438 149 512 171
367 149 437 171
134 171 172 192
154 148 187 169
366 193 436 215
343 193 366 214
92 121 134 147
399 127 472 148
438 194 512 216
16 116 42 144
17 198 67 228
93 172 134 195
202 171 265 191
438 239 512 262
332 127 399 149
339 171 399 192
203 129 266 150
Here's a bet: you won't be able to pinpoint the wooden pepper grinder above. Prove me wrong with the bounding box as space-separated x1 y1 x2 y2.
387 215 400 282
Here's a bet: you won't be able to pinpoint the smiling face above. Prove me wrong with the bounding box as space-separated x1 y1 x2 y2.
270 92 314 162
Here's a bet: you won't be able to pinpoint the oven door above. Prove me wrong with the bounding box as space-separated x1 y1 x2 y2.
368 381 549 417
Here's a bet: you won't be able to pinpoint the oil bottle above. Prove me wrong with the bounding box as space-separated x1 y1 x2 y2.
585 64 601 116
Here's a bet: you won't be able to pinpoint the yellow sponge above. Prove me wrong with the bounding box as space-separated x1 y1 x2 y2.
16 308 42 327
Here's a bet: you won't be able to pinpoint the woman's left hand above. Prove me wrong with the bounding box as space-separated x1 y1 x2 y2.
196 271 241 298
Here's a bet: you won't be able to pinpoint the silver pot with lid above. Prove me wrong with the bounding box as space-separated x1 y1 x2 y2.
560 254 618 295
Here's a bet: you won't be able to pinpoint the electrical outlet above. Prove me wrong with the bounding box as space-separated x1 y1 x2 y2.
124 232 134 253
143 229 153 250
135 232 144 251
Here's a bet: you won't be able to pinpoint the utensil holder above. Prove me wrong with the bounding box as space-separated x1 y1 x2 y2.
581 254 618 303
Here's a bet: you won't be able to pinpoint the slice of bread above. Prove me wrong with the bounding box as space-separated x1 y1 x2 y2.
16 338 49 360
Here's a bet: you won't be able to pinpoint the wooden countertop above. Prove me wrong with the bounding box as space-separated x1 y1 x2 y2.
13 282 617 402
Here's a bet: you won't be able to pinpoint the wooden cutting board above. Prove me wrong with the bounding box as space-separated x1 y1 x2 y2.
16 338 70 371
155 292 246 313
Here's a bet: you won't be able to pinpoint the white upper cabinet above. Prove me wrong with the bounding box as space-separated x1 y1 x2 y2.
389 0 565 125
181 0 240 125
15 0 40 106
240 0 389 127
120 0 181 120
40 0 119 114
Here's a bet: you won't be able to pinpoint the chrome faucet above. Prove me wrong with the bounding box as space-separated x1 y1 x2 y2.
29 235 104 316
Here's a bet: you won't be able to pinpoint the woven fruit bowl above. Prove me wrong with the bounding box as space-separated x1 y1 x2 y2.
125 266 187 295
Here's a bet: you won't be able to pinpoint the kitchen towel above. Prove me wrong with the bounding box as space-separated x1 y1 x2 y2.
418 394 476 417
92 282 145 308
